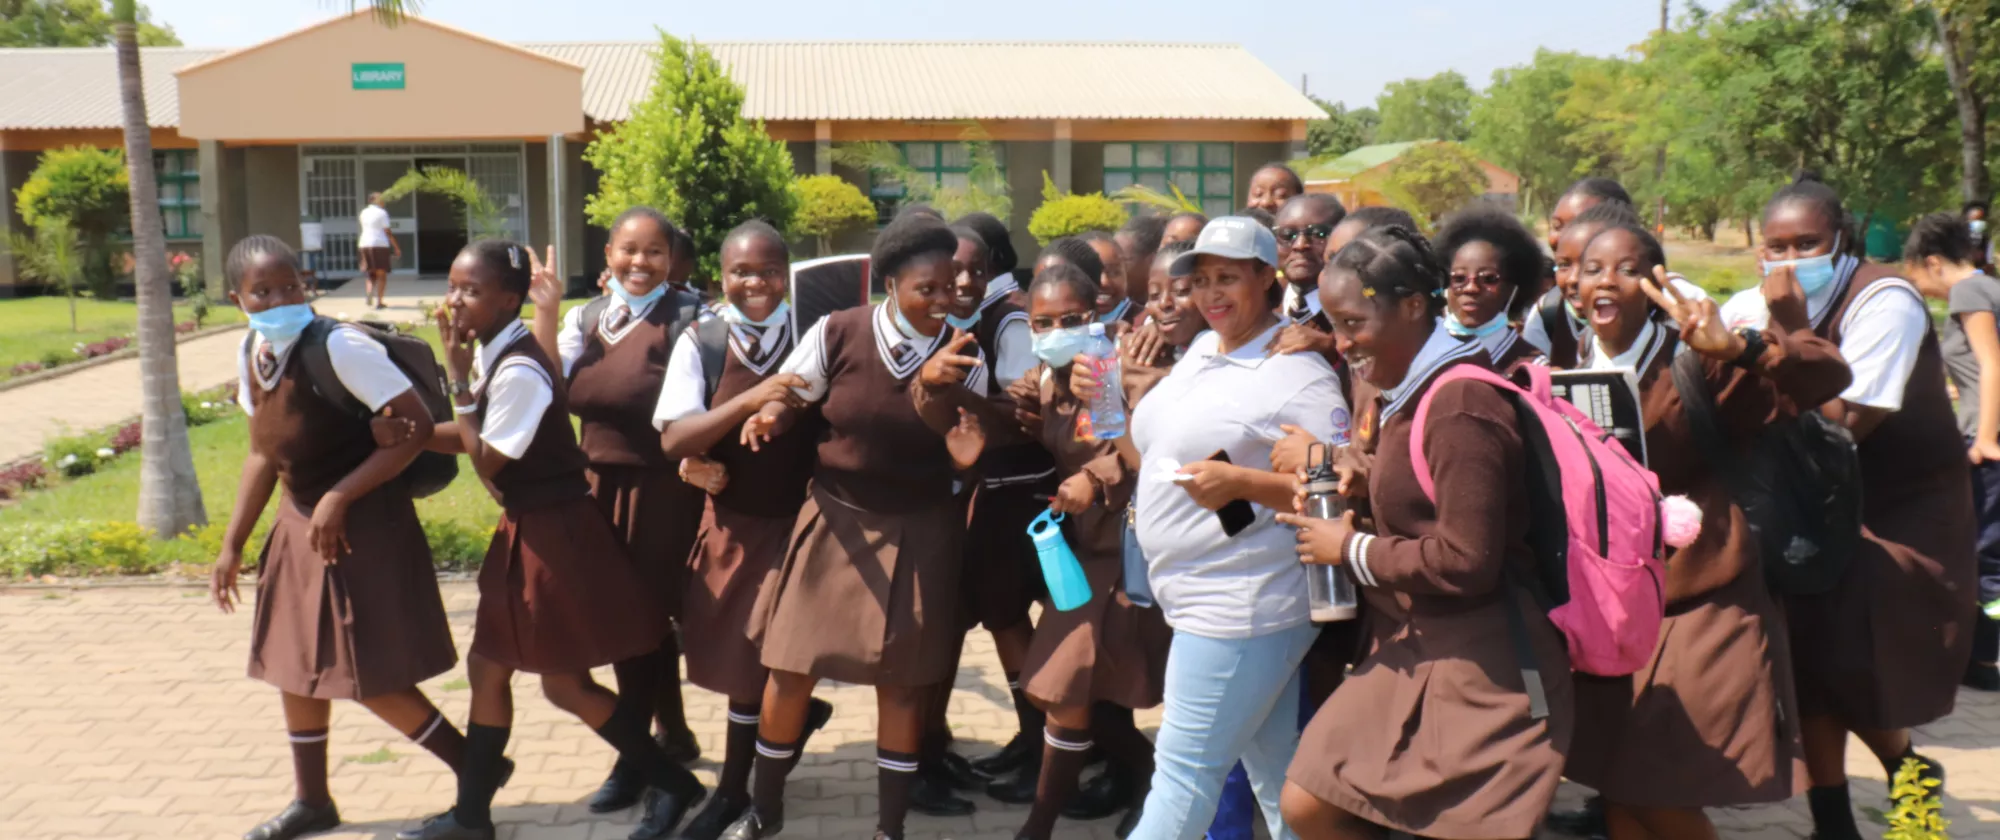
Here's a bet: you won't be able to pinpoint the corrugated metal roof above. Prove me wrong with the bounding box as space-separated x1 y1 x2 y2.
0 41 1322 132
527 41 1325 123
1300 141 1427 181
0 47 223 130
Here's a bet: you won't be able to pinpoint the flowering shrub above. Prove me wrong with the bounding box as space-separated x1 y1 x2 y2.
9 361 43 377
0 462 47 500
175 320 197 335
75 336 132 359
0 520 161 578
107 421 141 454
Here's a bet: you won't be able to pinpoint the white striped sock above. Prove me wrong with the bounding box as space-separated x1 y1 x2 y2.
727 710 762 726
1044 731 1094 753
288 730 329 744
877 756 921 773
410 713 444 744
756 741 797 761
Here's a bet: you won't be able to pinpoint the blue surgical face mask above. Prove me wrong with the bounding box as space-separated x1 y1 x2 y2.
1761 235 1842 295
725 300 790 329
1972 220 1989 238
945 312 980 332
248 303 315 344
1098 299 1132 325
611 274 669 309
892 303 930 338
1032 325 1094 367
1443 311 1509 339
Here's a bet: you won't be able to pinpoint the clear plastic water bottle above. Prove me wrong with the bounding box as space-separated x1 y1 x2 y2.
1085 323 1126 440
1301 441 1359 623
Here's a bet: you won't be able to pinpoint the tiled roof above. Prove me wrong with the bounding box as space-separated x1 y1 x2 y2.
0 41 1320 132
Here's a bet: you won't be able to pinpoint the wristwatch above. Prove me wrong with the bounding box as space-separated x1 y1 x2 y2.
1730 328 1768 369
449 379 471 398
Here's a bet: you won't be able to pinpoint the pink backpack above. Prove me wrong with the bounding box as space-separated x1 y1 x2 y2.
1409 363 1695 683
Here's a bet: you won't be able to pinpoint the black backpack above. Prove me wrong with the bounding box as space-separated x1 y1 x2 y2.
1669 350 1861 594
691 317 730 401
295 317 460 498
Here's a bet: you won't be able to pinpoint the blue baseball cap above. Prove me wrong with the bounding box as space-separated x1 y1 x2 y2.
1169 216 1280 277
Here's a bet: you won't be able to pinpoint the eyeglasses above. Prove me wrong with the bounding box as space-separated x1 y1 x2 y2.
1448 272 1504 289
1272 224 1333 245
1030 314 1094 331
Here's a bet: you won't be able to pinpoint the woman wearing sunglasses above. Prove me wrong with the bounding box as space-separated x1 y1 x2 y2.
1434 204 1546 371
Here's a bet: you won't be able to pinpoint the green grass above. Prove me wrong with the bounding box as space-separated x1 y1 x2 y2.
1663 242 1760 299
344 747 401 765
0 297 243 378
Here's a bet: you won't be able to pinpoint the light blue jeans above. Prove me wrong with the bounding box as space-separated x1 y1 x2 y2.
1134 623 1318 840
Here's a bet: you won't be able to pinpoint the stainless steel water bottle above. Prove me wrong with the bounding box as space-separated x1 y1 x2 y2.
1302 441 1359 623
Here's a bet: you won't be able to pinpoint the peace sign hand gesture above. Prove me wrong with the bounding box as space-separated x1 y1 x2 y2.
919 329 984 389
526 244 563 312
1640 266 1744 362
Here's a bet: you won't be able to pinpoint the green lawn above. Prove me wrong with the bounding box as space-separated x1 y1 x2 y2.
0 297 244 378
1664 242 1760 299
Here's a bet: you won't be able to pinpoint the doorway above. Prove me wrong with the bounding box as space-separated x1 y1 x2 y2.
413 156 469 274
299 144 529 280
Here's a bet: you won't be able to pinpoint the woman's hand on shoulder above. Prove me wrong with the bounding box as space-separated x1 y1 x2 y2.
1269 323 1336 357
1270 424 1319 476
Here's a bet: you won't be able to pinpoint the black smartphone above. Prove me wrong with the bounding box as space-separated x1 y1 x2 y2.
1205 450 1258 537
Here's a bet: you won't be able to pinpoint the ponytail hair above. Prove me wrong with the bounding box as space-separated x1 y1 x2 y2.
462 239 534 298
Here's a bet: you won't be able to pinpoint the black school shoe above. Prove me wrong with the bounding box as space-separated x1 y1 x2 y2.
395 811 494 840
970 731 1036 780
659 727 703 765
718 808 782 840
1965 661 2000 692
910 772 977 816
631 778 708 840
1546 795 1607 839
929 750 984 792
1061 766 1134 820
985 756 1041 806
590 760 647 814
678 791 749 840
243 799 340 840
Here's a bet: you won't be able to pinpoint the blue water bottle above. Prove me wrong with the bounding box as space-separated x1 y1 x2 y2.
1028 510 1092 611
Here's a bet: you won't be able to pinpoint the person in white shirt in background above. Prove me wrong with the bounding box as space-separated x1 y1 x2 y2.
357 192 400 311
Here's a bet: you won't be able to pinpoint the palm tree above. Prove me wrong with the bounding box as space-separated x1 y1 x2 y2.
113 0 419 536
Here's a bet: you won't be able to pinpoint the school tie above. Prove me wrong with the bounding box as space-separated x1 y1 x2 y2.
255 344 278 381
605 303 633 334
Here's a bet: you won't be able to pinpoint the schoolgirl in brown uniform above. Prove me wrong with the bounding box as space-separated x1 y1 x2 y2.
531 207 705 813
650 221 836 840
1434 204 1546 372
402 240 705 840
212 236 462 840
723 215 989 840
1277 226 1573 840
1718 177 1975 840
1563 222 1850 840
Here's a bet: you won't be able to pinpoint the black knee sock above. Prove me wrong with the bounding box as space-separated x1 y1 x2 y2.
1006 672 1045 739
288 728 331 808
612 651 662 732
1975 614 2000 665
876 748 921 840
751 735 801 824
1022 725 1093 840
1090 702 1154 779
654 632 690 738
406 710 465 772
719 701 761 801
1807 785 1862 840
454 724 511 829
594 694 701 796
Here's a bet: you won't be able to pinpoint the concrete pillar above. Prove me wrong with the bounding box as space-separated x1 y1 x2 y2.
815 120 832 176
1053 120 1074 194
548 135 570 283
198 140 226 295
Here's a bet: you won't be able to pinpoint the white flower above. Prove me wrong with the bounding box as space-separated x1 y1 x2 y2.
94 448 114 459
199 402 214 409
56 454 77 468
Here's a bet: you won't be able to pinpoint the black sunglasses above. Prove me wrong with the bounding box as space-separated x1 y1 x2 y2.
1030 314 1094 331
1272 224 1333 245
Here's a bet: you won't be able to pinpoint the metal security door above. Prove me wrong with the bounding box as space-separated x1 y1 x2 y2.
302 154 361 276
466 148 527 243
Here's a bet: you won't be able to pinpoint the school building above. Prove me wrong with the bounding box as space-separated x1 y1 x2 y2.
0 10 1323 295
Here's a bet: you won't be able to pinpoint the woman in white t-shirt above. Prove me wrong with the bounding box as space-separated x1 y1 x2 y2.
1118 217 1345 840
357 192 400 310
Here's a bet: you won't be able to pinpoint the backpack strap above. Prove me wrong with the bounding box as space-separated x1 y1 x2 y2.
296 317 368 418
694 317 730 402
1407 364 1519 501
1669 350 1732 465
1538 289 1568 336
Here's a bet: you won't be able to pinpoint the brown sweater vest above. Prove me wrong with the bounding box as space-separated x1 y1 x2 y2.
566 300 685 469
479 335 591 512
1821 264 1966 505
815 306 955 514
707 327 821 519
248 353 378 508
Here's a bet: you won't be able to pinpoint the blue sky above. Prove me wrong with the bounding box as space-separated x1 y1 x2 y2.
144 0 1673 108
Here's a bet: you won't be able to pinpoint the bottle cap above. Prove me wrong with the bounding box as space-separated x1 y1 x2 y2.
1088 322 1106 337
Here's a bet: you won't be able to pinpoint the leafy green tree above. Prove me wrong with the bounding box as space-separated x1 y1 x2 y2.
1028 173 1127 244
0 0 178 46
1375 71 1474 143
1927 0 1997 201
1307 97 1379 158
586 32 799 283
1469 50 1628 215
16 145 129 297
790 174 875 255
4 220 85 331
1379 142 1489 225
381 165 509 239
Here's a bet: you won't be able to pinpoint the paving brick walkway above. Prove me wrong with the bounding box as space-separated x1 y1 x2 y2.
3 583 1998 840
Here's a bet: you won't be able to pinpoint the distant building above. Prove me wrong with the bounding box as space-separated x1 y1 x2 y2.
1300 140 1519 214
0 10 1323 295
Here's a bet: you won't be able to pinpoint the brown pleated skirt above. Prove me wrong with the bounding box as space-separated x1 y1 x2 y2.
1565 570 1801 808
471 496 670 674
588 463 705 616
1020 548 1170 711
248 489 456 700
962 483 1050 633
752 484 962 686
683 501 795 699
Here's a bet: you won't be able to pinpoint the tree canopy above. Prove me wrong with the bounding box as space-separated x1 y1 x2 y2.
0 0 178 46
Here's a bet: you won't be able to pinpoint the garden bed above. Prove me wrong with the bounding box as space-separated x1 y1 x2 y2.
0 297 243 382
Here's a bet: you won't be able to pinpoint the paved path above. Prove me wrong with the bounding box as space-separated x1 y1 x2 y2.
3 583 1998 840
0 280 450 465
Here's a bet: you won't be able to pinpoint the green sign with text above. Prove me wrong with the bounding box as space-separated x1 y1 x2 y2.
351 63 405 90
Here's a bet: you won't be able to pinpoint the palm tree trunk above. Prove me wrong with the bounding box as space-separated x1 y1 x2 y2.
115 5 205 536
1937 10 1989 202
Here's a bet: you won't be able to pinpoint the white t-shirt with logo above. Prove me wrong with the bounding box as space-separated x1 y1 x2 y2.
358 204 393 249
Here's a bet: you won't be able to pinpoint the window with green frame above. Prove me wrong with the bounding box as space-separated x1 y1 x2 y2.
868 141 1007 223
1101 143 1236 218
154 150 200 239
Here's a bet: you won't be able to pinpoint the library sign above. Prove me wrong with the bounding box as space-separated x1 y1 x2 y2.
351 63 406 90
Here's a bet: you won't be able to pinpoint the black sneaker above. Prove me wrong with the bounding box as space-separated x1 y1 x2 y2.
590 759 647 814
243 799 340 840
969 731 1035 780
718 808 783 840
395 810 495 840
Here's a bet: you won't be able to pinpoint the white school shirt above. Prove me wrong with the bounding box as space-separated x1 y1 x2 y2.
983 307 1035 390
357 204 392 249
235 324 412 415
1130 321 1345 639
776 302 988 405
471 320 555 460
1719 255 1928 411
652 309 792 429
555 293 662 378
1521 273 1706 355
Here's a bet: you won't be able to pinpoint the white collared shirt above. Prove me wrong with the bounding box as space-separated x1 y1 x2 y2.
1130 321 1346 639
1720 256 1928 410
652 307 794 430
1585 318 1665 373
556 293 662 378
472 320 554 460
236 324 412 416
1521 273 1706 355
1282 283 1324 325
776 302 986 405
